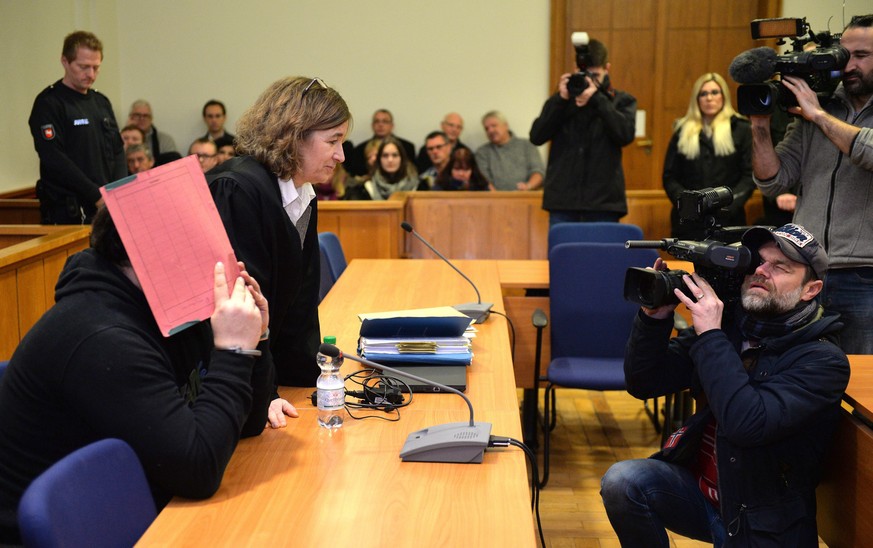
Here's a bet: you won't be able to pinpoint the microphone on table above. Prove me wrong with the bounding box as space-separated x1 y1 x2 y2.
320 343 492 464
729 46 778 84
400 221 492 323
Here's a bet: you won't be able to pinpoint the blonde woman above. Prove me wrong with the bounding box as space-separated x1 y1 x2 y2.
662 73 753 238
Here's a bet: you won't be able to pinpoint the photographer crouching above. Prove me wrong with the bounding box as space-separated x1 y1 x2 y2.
601 223 849 547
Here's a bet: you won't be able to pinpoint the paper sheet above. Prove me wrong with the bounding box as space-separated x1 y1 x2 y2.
100 155 239 336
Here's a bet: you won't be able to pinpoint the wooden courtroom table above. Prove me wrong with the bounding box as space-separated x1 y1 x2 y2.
137 260 536 547
817 354 873 548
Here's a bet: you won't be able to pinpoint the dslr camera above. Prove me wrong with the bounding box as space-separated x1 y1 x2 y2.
567 32 597 97
623 187 754 308
733 17 848 115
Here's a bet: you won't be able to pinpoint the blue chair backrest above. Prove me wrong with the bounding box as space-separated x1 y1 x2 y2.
318 232 347 302
549 242 658 359
0 360 7 382
548 222 644 250
18 438 157 548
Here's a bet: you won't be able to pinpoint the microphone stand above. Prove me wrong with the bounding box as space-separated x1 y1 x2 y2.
401 222 492 323
322 344 492 464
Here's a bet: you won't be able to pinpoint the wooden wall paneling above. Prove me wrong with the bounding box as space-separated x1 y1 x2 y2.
450 201 494 259
816 409 873 548
405 197 454 258
665 0 712 28
0 270 19 360
16 261 47 339
504 294 551 388
0 200 41 225
318 201 404 260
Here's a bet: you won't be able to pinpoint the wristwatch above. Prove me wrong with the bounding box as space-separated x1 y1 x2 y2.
216 346 262 357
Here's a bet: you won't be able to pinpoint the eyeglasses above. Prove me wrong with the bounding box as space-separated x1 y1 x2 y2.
130 112 152 119
195 153 215 161
426 143 447 152
698 89 722 98
303 77 327 95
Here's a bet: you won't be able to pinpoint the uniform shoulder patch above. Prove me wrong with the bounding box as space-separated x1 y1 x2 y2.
41 124 56 140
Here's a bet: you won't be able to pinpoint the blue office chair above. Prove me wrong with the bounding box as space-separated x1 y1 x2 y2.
18 438 157 548
318 232 347 302
0 360 8 381
531 242 659 488
546 222 680 433
548 222 644 250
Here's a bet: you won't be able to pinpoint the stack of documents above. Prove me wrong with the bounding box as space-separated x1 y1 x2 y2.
357 306 474 366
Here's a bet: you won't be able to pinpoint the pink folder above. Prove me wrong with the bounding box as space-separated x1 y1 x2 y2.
100 155 239 336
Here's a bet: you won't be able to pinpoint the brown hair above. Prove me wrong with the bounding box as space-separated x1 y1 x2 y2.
62 31 103 62
234 76 352 180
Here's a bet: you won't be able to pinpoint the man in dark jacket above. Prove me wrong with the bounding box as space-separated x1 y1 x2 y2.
0 208 272 544
29 31 126 224
601 223 850 547
530 38 636 226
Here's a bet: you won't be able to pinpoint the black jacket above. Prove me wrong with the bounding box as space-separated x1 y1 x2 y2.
530 88 636 214
625 307 850 546
208 156 321 386
0 249 271 542
28 80 126 223
662 115 754 239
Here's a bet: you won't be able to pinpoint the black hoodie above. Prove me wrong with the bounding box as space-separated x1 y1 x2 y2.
0 249 272 542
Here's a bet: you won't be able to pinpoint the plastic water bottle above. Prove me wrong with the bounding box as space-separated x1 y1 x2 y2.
316 336 344 429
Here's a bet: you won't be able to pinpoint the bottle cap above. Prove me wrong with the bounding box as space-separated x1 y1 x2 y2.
323 335 336 344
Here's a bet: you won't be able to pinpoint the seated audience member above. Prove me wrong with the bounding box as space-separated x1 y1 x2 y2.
601 223 849 546
415 112 469 171
346 109 416 176
363 138 419 200
128 99 178 159
316 164 352 201
121 124 146 150
475 111 545 191
342 139 379 200
418 131 452 189
435 147 492 191
214 135 236 165
126 143 154 174
0 207 272 544
189 138 219 173
202 99 235 142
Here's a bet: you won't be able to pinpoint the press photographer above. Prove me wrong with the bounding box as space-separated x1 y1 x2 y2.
530 33 637 226
748 13 873 354
603 222 849 546
624 187 752 308
729 17 849 115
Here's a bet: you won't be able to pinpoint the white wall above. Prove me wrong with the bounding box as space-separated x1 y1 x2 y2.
781 0 870 37
0 0 550 192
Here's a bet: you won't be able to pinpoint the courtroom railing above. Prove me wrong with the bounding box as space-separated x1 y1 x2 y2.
0 189 764 261
0 225 91 360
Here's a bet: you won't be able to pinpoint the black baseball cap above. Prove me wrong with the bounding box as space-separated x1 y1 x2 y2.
742 223 828 280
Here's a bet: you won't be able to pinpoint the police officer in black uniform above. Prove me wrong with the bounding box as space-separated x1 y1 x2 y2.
29 31 126 224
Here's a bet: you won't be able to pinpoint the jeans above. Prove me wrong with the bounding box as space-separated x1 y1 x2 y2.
548 210 622 227
601 459 725 548
821 267 873 354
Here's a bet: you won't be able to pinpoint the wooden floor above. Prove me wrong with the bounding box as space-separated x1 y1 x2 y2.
528 388 827 548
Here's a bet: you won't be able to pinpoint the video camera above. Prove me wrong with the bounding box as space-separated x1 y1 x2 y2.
623 187 754 308
730 17 848 115
567 32 597 97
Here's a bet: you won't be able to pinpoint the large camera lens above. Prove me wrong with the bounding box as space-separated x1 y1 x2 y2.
624 267 692 308
567 72 589 97
737 82 780 115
